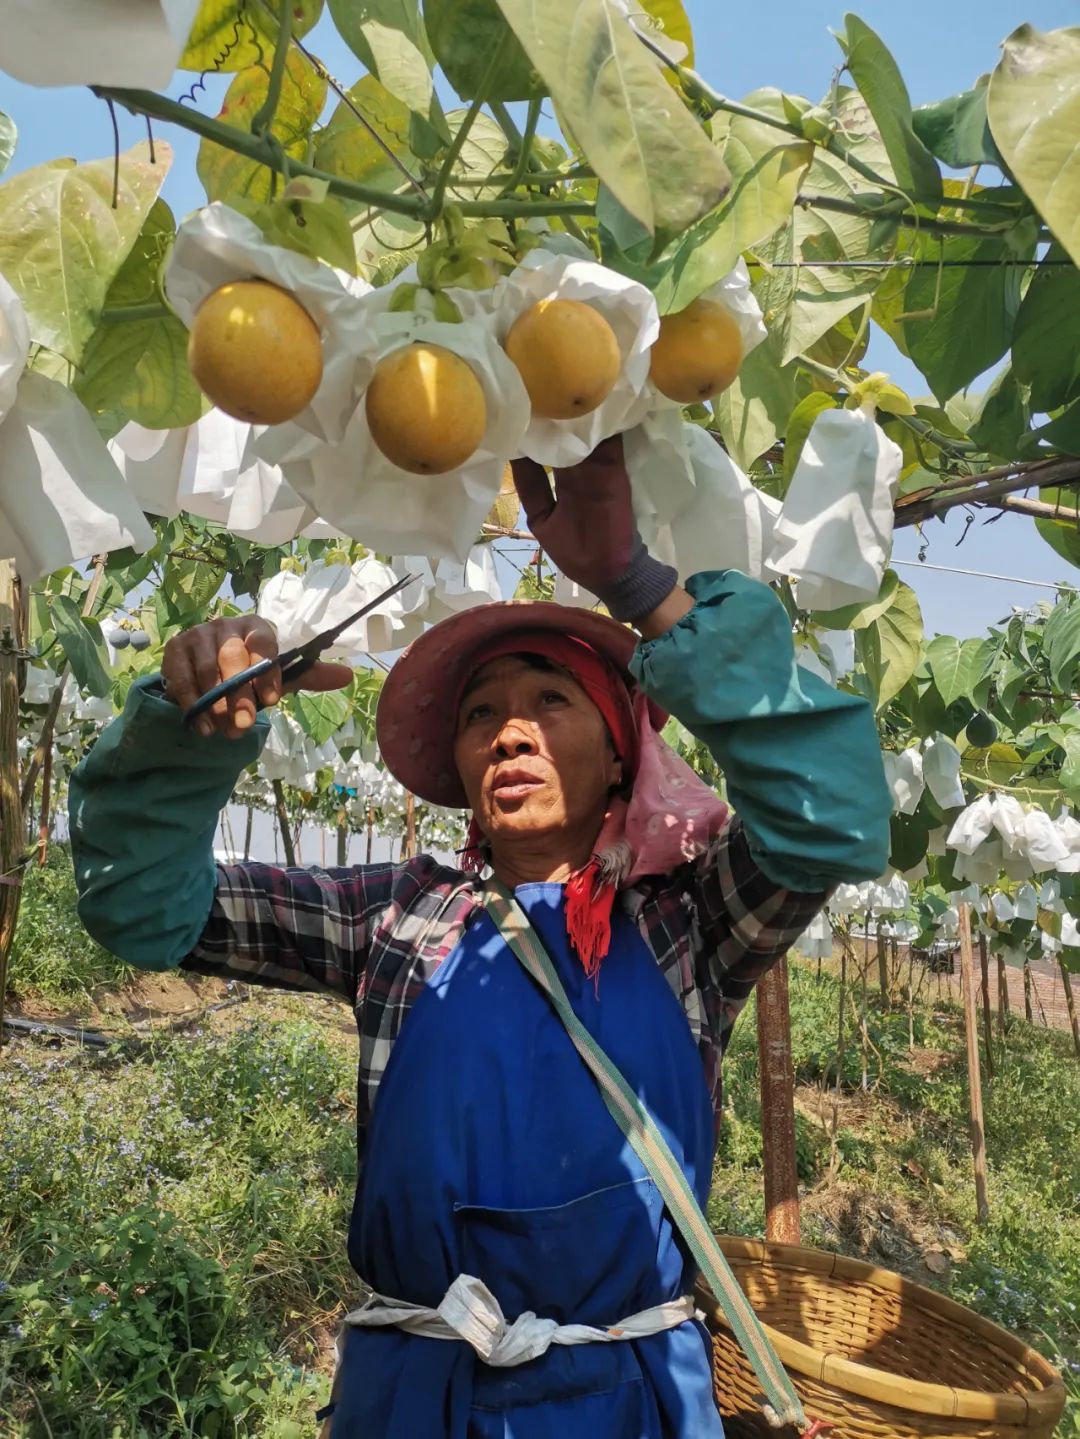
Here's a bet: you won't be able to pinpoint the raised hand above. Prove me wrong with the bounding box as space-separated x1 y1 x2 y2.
511 436 676 622
161 616 352 740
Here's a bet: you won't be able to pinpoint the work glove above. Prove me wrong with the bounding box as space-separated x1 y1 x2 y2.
511 436 677 623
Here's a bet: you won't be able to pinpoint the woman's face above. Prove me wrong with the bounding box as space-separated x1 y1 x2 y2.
453 656 623 852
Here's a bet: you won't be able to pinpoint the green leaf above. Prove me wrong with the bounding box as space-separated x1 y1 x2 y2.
52 595 112 699
656 92 811 310
492 0 729 234
1039 396 1080 458
161 558 226 620
0 142 169 364
232 193 358 274
1043 598 1080 693
1033 488 1080 570
292 689 351 745
769 149 884 363
1061 731 1080 804
74 200 204 434
836 15 942 205
960 741 1023 789
596 183 653 256
0 113 15 177
330 0 447 142
911 85 1004 169
783 392 838 489
711 326 796 470
638 0 694 64
890 810 932 874
424 0 540 102
988 25 1080 268
967 365 1029 459
313 75 420 200
180 0 323 71
867 578 924 709
925 634 988 708
809 567 899 631
902 231 1029 403
197 51 328 204
1011 244 1080 412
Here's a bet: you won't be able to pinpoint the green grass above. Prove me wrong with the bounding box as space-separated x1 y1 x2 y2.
8 848 129 1003
2 863 1078 1435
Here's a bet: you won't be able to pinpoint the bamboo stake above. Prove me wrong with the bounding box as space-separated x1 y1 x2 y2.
404 792 417 860
997 950 1010 1037
958 906 990 1225
876 921 889 1004
272 780 297 867
19 556 107 810
756 958 800 1242
0 558 23 1050
1059 960 1080 1059
1024 959 1034 1025
366 806 374 864
336 810 347 867
859 925 870 1091
977 932 995 1080
829 940 848 1176
36 740 52 868
243 805 254 862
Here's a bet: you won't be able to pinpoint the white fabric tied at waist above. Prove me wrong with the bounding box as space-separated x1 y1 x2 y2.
344 1274 698 1368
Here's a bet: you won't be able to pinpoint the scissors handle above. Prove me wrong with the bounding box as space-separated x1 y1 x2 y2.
182 655 281 727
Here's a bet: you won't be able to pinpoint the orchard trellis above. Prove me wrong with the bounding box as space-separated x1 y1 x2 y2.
3 0 1080 1240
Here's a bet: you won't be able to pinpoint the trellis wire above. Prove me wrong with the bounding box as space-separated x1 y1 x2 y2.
891 560 1080 594
745 257 1074 270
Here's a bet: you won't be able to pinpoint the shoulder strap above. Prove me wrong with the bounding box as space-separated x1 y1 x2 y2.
484 882 807 1434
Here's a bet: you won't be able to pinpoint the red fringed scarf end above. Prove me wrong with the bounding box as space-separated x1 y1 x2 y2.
564 857 616 981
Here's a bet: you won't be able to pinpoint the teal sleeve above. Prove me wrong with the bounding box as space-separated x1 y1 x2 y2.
629 570 891 892
68 676 269 970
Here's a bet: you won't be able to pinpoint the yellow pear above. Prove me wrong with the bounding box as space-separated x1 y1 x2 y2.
187 279 323 425
649 298 744 403
366 343 487 475
505 298 621 420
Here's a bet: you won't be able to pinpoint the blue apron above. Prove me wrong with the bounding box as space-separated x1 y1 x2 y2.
330 882 724 1438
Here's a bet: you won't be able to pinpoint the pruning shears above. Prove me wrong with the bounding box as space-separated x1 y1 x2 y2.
182 573 416 729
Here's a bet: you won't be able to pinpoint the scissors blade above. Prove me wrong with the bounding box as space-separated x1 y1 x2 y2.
277 572 417 680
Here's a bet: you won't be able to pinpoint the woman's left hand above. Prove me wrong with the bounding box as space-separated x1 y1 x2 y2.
511 438 677 623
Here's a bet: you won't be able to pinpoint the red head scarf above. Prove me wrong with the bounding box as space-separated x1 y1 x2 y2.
456 631 729 981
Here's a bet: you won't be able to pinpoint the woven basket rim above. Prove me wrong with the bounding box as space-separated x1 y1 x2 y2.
702 1237 1065 1427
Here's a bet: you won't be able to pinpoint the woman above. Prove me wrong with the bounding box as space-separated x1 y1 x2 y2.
70 439 890 1436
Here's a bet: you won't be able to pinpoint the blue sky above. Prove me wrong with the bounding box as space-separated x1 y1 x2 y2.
2 1 1078 639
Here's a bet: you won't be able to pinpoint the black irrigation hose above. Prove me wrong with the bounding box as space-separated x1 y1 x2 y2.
1 993 250 1052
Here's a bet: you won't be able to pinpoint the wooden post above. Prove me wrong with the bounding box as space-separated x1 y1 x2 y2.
859 922 870 1091
977 932 994 1080
997 950 1010 1037
404 791 417 860
366 806 374 864
876 922 888 1004
755 957 800 1243
336 810 348 866
1 558 23 1050
36 739 53 867
243 805 254 862
829 940 848 1176
1059 959 1080 1059
1023 960 1034 1025
272 780 297 867
958 905 990 1224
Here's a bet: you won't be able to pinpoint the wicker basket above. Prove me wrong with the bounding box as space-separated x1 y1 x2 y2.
697 1238 1066 1439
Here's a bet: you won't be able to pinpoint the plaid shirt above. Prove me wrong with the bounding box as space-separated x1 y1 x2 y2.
182 815 824 1155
